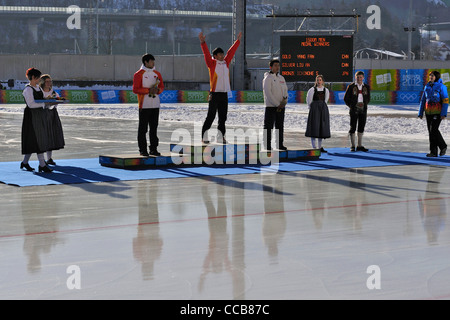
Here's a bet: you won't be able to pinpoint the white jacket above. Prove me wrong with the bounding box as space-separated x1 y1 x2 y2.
214 60 231 93
263 72 288 107
133 65 164 109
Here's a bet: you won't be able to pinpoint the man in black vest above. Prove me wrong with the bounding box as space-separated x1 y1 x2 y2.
344 71 371 152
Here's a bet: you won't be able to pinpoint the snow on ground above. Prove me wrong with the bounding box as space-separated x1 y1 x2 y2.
1 102 449 140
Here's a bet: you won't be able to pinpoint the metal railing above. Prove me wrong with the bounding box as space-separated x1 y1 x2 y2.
0 6 265 19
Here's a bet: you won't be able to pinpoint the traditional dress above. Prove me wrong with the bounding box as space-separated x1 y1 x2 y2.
21 85 50 155
43 89 65 151
305 87 331 139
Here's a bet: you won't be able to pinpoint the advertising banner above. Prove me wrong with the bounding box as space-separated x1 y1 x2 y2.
287 90 297 104
0 77 435 106
295 90 307 104
179 90 209 103
0 90 24 104
159 90 179 103
57 90 98 104
369 91 396 105
399 69 426 91
97 90 121 104
236 91 264 103
395 91 422 105
330 82 349 91
228 91 238 103
425 69 450 92
119 90 138 103
367 69 399 91
332 91 346 105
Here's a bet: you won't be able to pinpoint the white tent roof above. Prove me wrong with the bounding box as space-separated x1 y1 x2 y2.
356 48 407 59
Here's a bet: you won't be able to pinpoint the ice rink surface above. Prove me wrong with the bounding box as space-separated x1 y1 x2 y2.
1 103 450 300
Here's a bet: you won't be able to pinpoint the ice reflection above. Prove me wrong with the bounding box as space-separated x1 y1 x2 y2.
133 180 163 280
418 167 447 245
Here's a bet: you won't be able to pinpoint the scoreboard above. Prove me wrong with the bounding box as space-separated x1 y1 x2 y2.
280 35 353 82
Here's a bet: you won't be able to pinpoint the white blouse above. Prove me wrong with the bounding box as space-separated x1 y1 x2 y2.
356 83 364 103
22 85 45 109
42 89 59 99
306 86 329 107
42 89 60 109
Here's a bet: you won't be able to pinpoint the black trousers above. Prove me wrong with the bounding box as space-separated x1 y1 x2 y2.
138 108 159 152
202 92 228 140
263 107 285 149
426 114 447 154
349 109 367 134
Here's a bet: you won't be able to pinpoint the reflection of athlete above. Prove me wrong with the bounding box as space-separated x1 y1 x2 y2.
199 31 241 144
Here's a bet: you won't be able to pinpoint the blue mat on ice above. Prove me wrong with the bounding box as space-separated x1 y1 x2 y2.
2 148 450 187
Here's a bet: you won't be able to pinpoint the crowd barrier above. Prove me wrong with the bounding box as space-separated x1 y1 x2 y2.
1 69 449 106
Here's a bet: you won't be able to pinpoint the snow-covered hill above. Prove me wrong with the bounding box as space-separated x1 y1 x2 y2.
427 0 448 7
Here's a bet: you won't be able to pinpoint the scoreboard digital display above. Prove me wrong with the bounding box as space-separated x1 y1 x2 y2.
280 35 353 82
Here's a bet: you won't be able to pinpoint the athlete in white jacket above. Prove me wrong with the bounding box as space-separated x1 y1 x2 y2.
133 53 164 156
262 59 288 150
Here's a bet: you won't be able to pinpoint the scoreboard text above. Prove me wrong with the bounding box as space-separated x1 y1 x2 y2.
280 35 353 82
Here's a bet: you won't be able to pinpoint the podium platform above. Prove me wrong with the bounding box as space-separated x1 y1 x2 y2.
99 143 321 169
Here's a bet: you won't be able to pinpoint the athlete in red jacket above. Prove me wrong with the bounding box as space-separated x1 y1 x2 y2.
133 53 164 156
199 31 241 143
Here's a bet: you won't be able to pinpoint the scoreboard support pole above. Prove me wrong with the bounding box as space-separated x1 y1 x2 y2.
266 12 361 36
232 0 248 91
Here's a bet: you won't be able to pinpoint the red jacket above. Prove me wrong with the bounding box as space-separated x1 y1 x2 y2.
133 66 164 109
200 39 240 92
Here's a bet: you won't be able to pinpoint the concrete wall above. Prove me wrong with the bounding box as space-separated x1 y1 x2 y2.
0 55 50 81
2 54 450 83
354 59 450 70
0 54 213 82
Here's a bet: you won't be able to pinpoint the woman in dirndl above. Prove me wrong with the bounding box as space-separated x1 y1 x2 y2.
40 74 65 165
305 75 331 152
21 68 53 173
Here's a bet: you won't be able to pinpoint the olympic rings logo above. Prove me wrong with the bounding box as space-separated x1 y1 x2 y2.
160 91 178 101
398 92 419 102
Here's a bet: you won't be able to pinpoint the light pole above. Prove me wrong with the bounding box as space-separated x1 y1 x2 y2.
172 8 176 81
96 0 104 55
406 0 414 60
